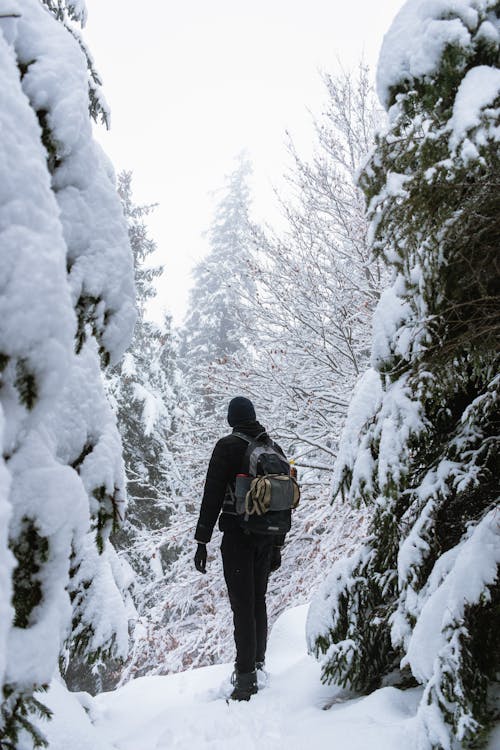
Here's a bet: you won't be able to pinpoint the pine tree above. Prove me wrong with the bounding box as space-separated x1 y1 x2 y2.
308 2 499 748
108 175 184 669
110 171 172 558
63 172 182 692
180 152 256 415
0 3 135 746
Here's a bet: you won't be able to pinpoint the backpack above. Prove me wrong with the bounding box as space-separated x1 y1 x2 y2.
227 431 300 535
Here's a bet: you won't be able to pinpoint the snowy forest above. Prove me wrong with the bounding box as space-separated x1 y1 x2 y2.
0 1 498 749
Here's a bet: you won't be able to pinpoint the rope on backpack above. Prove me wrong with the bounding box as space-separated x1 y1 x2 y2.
245 476 268 516
244 474 301 516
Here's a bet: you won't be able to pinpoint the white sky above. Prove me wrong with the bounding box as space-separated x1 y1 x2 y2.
84 0 404 324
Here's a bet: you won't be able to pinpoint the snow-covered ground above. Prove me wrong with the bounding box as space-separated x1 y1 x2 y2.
40 605 500 750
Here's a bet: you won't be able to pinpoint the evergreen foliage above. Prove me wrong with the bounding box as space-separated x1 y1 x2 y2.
0 3 134 746
109 172 181 597
41 0 110 128
180 153 256 412
307 3 500 748
74 173 186 691
0 686 52 750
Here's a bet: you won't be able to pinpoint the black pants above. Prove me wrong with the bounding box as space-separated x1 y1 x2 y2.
221 529 273 674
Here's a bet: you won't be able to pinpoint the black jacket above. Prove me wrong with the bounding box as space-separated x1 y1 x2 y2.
194 421 286 545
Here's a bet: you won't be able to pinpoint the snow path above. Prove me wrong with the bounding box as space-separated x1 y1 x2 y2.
40 603 500 749
41 605 430 750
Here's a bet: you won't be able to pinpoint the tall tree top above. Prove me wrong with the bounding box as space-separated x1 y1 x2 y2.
182 153 256 368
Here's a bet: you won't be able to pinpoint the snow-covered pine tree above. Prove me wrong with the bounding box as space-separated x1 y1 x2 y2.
102 306 191 687
109 315 179 588
307 1 500 748
64 172 182 692
102 173 189 688
110 171 174 565
180 152 256 419
0 2 135 746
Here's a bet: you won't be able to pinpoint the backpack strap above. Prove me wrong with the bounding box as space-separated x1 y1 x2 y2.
232 430 268 444
232 431 268 475
232 431 253 444
222 432 253 513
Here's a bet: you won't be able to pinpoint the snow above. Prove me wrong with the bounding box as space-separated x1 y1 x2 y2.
121 352 136 378
376 0 492 107
476 18 500 43
375 0 500 182
0 8 81 693
39 605 433 750
0 18 74 430
65 1 88 26
15 0 135 364
385 171 411 198
332 367 423 510
448 65 500 154
0 0 135 719
5 441 87 686
306 547 369 649
405 509 500 683
371 284 413 369
331 368 382 500
69 535 132 662
132 382 167 437
35 678 110 750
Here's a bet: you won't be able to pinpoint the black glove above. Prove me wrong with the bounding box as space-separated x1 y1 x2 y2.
270 546 281 573
194 543 207 574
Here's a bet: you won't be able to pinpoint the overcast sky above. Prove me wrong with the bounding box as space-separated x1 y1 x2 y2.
84 0 405 324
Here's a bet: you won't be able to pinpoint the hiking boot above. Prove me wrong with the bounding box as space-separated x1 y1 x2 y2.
229 668 258 701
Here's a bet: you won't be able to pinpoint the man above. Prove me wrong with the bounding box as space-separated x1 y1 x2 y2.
193 396 285 701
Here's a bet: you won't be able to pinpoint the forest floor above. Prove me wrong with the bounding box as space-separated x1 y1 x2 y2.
41 605 500 750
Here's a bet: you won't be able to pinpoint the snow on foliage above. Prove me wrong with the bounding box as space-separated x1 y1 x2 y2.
404 509 499 683
331 368 382 502
377 0 492 108
15 2 135 365
448 64 500 156
308 1 499 748
0 2 134 746
75 173 185 694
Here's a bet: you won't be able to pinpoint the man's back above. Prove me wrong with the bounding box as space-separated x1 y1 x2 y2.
195 421 270 543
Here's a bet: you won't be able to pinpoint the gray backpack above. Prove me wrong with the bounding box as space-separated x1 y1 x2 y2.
228 432 300 535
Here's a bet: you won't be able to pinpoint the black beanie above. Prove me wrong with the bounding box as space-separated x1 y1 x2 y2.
227 396 256 427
